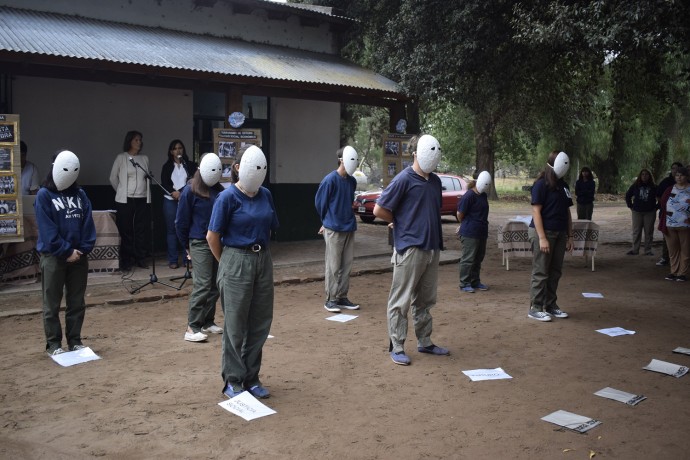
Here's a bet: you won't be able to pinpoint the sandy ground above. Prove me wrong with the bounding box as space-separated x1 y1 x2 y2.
0 203 689 459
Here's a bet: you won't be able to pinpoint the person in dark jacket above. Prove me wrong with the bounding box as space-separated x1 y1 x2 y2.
176 153 224 343
574 167 596 220
624 168 657 256
655 162 683 266
35 150 96 356
161 139 197 269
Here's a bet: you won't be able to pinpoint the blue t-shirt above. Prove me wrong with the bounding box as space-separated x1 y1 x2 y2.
207 185 279 247
529 178 573 232
314 170 357 232
376 166 443 253
34 186 97 259
457 190 489 239
575 179 596 205
175 186 222 249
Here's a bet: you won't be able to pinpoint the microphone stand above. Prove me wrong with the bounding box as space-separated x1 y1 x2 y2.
169 155 193 288
128 158 181 294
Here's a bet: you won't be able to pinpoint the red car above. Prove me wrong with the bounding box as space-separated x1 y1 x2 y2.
353 174 469 223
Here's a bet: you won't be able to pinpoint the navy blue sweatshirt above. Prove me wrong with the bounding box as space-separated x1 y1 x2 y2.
34 186 96 259
625 183 657 212
175 185 221 249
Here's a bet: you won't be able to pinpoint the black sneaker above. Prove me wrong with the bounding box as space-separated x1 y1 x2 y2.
676 275 687 282
46 346 65 357
324 300 341 313
665 274 677 281
656 258 669 266
69 344 87 351
336 298 360 310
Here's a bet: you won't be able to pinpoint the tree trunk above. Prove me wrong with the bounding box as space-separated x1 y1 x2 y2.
596 119 623 194
473 115 497 200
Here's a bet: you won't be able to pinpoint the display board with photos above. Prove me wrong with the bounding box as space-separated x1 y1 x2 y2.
213 128 262 183
382 133 414 187
0 114 22 242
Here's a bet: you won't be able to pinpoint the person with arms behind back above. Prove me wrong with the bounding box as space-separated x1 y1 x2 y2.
373 134 450 366
624 168 657 256
457 171 492 293
574 166 595 220
35 150 96 356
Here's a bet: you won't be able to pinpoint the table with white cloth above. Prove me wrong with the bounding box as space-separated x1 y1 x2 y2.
0 211 120 282
497 218 600 271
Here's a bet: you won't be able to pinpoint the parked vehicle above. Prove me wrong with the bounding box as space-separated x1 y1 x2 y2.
353 174 468 223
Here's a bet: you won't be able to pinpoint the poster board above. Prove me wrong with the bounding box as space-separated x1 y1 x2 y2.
0 114 23 243
382 133 414 187
213 128 262 183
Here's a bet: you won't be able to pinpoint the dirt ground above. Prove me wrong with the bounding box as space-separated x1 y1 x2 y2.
1 202 689 459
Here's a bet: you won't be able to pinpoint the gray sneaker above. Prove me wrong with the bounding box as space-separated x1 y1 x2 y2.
324 300 341 313
656 258 669 266
336 298 360 310
47 347 65 357
545 307 569 318
528 310 552 322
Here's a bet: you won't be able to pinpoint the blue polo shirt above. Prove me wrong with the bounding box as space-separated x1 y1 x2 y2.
175 186 222 249
529 178 573 231
457 190 489 239
208 185 279 247
377 166 443 253
314 170 357 232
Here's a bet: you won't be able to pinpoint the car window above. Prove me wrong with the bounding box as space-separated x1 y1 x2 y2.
440 176 453 191
452 178 461 191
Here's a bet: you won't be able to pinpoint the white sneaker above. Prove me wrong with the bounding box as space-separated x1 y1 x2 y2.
184 331 208 342
202 324 223 334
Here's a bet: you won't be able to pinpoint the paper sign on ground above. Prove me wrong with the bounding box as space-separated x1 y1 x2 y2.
582 292 604 298
326 314 358 323
461 367 512 381
594 387 646 406
51 347 101 367
643 359 688 378
267 335 274 339
672 347 690 356
541 410 602 433
218 391 276 421
596 327 635 336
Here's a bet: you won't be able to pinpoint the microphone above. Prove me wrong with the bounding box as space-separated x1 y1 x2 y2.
129 157 137 167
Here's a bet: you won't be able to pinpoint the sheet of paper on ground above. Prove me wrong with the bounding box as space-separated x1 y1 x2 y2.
326 314 357 322
462 367 512 381
51 347 101 367
594 387 646 406
643 359 689 378
582 292 604 298
541 410 602 433
596 327 635 336
218 391 276 421
672 347 690 355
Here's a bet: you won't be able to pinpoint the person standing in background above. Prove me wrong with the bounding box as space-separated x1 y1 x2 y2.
457 171 491 293
109 130 150 272
655 162 683 266
315 146 360 313
527 151 573 322
373 134 450 366
20 141 40 195
176 153 224 342
35 150 96 356
624 168 657 256
574 166 595 220
161 139 197 269
659 166 690 282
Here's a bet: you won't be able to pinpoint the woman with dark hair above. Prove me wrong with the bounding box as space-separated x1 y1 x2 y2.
176 153 224 342
575 166 596 220
457 171 491 293
624 168 657 256
161 139 197 269
109 130 150 271
659 166 690 281
207 145 279 399
35 150 96 356
527 150 573 322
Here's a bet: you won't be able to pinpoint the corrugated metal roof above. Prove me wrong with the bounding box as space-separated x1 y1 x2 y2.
0 6 402 97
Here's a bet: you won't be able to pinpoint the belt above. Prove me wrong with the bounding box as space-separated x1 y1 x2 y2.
229 244 263 253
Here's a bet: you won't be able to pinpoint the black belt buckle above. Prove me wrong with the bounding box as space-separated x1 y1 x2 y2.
250 244 262 253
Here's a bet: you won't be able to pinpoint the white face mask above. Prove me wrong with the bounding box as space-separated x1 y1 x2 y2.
476 171 492 194
199 153 222 187
341 146 358 176
416 134 442 173
52 150 80 191
551 151 570 179
239 146 267 193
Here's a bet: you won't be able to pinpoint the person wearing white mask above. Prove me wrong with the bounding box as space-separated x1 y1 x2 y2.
315 146 360 313
527 150 574 322
34 150 96 356
457 171 492 293
207 145 279 399
373 134 450 366
176 153 224 343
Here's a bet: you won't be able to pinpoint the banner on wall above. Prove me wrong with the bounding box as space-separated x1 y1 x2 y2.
382 133 414 187
213 128 262 183
0 114 23 244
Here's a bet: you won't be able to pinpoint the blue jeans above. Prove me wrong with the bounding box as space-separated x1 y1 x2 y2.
162 198 183 265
